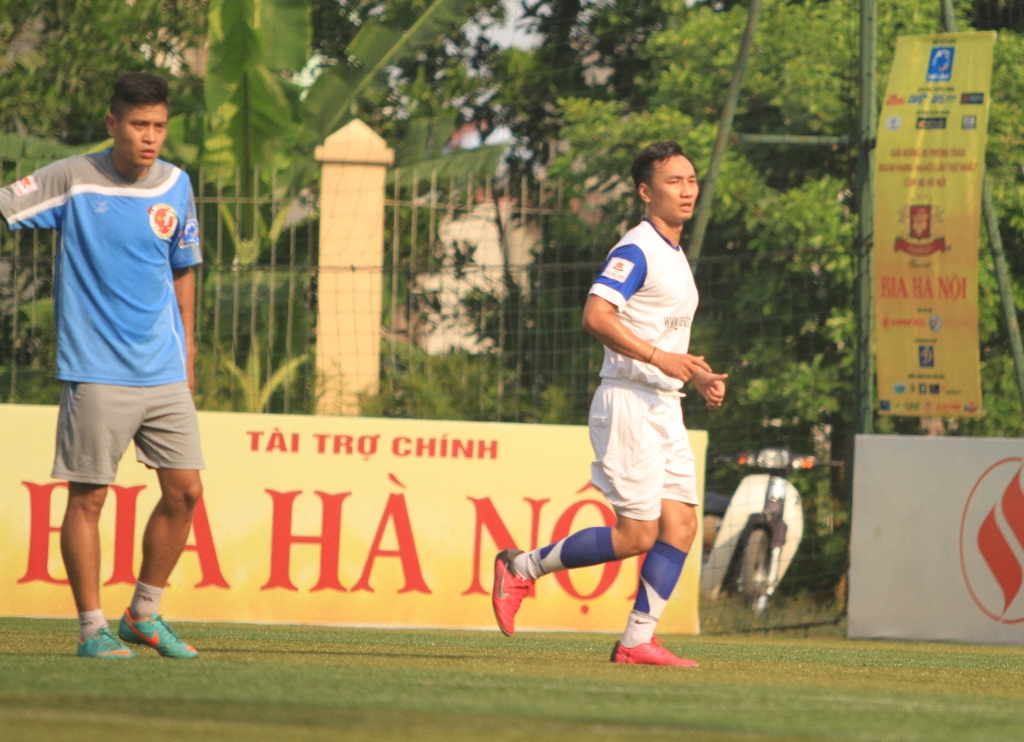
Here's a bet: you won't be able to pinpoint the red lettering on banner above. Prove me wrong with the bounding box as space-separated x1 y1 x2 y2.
291 433 300 452
913 276 933 299
393 437 412 456
358 435 379 456
478 440 498 459
551 500 621 600
881 276 908 299
248 431 264 450
314 433 329 453
335 435 354 454
104 485 145 586
181 497 229 588
352 494 430 593
416 438 436 457
938 275 967 300
452 439 474 458
262 490 350 592
18 481 69 584
462 497 550 595
267 430 288 452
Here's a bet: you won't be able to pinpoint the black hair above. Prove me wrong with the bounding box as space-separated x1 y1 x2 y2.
110 72 169 118
631 141 686 190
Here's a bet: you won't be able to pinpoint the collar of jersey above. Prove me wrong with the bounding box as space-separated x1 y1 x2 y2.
642 218 681 251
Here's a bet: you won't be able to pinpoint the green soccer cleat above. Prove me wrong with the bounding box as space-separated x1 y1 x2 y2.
118 609 199 659
78 627 135 658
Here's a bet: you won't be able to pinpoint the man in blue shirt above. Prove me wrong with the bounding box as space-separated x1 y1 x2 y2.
0 73 204 658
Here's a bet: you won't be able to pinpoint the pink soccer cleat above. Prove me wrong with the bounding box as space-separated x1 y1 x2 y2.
492 549 533 636
610 637 700 667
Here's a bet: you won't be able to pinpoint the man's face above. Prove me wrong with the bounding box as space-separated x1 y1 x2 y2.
638 155 700 225
105 103 168 170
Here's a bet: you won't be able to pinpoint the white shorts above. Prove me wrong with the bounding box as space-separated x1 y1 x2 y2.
588 382 698 521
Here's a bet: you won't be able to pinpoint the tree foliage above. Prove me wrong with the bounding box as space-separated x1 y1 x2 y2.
0 0 205 145
541 0 1024 455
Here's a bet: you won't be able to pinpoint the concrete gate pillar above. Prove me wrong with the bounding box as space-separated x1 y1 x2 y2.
315 120 394 415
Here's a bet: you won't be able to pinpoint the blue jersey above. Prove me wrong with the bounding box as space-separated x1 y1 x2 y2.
0 152 202 386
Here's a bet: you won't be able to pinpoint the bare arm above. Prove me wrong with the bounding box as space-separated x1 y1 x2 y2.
582 294 715 383
173 267 197 394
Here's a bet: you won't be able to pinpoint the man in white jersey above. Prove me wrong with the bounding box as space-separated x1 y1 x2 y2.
0 73 203 658
492 142 726 666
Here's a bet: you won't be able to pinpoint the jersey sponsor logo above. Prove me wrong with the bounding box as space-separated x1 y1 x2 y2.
961 92 984 104
961 115 977 130
148 203 179 240
664 315 692 330
179 219 200 247
11 175 39 197
601 258 635 283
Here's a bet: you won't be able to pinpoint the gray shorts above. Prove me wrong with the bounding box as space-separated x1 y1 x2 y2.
52 382 205 485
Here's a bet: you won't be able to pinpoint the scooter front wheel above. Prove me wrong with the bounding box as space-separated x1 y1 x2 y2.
741 528 771 608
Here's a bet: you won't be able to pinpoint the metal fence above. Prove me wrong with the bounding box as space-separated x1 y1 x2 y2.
1 161 848 632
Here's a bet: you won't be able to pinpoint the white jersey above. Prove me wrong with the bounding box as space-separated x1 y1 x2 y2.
588 219 699 394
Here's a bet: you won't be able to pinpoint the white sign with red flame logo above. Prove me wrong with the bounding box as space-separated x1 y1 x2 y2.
850 435 1024 645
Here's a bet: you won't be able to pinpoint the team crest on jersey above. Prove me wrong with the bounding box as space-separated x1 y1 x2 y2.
148 203 178 240
602 258 635 283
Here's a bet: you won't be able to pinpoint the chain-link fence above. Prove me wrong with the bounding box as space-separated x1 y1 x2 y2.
1 160 848 632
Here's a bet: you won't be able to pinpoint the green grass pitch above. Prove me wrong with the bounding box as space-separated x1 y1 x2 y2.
2 618 1024 741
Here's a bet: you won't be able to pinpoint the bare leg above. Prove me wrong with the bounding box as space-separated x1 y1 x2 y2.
609 514 660 559
137 469 203 588
61 483 109 613
657 500 699 553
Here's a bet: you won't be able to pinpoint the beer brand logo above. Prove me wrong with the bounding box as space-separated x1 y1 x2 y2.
148 203 178 240
895 205 947 256
961 459 1024 623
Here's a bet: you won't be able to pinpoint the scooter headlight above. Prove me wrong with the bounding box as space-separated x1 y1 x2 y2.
756 447 791 470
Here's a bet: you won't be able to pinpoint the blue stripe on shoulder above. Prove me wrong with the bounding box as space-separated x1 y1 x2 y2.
592 244 647 302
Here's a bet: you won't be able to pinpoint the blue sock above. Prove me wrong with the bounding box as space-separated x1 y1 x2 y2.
514 527 616 579
633 540 687 618
622 541 687 648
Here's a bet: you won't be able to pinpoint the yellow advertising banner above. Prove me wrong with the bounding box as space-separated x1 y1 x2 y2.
874 31 995 417
0 405 705 634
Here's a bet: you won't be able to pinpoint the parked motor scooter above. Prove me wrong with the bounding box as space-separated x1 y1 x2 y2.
700 447 824 613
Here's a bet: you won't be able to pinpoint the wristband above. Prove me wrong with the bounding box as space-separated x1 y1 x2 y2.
646 347 657 363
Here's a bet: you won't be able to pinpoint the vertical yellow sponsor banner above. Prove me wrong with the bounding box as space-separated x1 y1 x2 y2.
874 32 995 417
0 405 705 634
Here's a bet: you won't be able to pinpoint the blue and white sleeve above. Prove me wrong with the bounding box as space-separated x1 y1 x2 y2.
0 159 72 231
170 186 202 269
588 244 647 308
